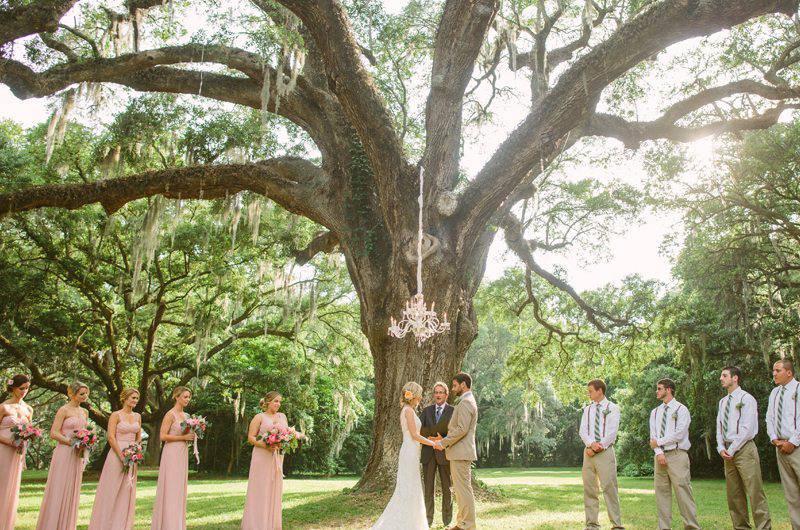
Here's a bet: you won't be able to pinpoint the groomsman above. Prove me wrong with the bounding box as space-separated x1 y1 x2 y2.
766 359 800 530
716 366 771 530
579 379 623 530
419 381 454 527
648 378 700 530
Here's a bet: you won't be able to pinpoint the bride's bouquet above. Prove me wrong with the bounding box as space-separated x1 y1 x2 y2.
257 426 308 455
10 421 43 454
180 414 209 464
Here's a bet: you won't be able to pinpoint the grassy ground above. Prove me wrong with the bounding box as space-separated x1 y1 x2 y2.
14 467 794 529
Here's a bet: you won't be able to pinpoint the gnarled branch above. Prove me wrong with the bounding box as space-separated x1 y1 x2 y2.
425 0 498 191
0 0 78 46
455 0 799 261
0 157 338 229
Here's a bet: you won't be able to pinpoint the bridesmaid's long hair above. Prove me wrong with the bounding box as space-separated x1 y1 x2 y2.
67 380 88 398
120 388 139 404
259 391 282 412
6 374 29 392
171 386 192 400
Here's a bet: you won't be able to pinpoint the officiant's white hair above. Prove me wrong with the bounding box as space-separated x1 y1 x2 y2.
400 381 423 405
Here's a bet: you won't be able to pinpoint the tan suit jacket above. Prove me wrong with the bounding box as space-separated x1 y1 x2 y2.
442 392 478 462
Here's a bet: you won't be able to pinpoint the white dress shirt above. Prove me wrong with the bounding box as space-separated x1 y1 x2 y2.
766 378 800 447
579 398 620 449
716 387 759 456
649 398 691 455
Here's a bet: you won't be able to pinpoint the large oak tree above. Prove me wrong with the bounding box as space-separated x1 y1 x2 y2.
2 0 800 489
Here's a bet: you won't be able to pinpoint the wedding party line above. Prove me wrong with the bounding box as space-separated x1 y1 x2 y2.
2 360 800 530
0 378 304 530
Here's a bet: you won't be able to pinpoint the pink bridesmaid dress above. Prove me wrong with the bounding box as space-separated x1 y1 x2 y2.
87 416 141 530
151 411 189 530
241 412 287 530
0 415 25 530
35 415 87 530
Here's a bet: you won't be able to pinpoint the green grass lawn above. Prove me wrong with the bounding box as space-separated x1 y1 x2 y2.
14 467 795 529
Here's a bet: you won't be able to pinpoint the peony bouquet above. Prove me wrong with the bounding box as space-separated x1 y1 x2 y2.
10 421 43 454
180 414 209 464
71 427 99 463
257 426 308 455
121 442 144 474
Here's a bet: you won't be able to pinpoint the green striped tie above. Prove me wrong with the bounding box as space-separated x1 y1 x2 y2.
722 396 732 435
659 404 669 438
593 403 602 442
777 386 786 439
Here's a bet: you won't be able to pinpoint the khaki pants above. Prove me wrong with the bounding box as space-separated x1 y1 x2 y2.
450 460 476 530
582 447 623 529
654 449 700 529
724 440 771 530
776 447 800 530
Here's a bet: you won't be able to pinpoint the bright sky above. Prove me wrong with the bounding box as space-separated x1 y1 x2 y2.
0 0 723 293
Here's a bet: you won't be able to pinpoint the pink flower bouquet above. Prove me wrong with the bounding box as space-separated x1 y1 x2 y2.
257 426 308 455
71 427 99 457
121 442 144 474
10 422 43 454
180 414 209 440
180 414 209 464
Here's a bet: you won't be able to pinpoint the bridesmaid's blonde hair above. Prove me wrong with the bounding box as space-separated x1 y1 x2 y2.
67 380 88 397
172 386 192 400
259 391 282 411
400 382 423 406
120 388 139 403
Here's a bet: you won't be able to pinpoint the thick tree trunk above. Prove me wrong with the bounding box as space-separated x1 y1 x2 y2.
353 258 480 491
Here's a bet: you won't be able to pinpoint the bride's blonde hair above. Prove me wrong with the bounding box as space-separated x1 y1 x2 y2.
400 382 423 406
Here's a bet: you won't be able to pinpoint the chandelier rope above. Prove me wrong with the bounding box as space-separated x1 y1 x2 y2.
387 166 451 345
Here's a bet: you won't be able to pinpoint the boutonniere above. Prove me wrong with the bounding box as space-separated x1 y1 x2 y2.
671 411 679 420
602 406 611 416
792 392 798 401
735 402 745 410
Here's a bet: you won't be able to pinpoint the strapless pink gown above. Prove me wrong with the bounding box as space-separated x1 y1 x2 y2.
0 415 25 530
151 411 189 530
36 415 87 530
88 417 141 530
241 412 287 530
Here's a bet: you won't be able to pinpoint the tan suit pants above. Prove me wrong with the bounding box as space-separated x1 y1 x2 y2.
450 460 476 530
724 440 771 530
654 449 700 529
776 447 800 530
582 446 623 529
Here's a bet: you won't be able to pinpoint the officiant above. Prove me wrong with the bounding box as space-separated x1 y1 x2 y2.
419 381 454 527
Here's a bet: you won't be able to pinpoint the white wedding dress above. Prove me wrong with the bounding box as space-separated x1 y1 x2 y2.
370 406 429 530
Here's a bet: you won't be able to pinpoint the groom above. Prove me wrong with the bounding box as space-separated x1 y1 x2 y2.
433 372 478 530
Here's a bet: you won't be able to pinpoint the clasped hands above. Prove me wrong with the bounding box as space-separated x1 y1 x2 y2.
584 442 604 458
428 434 445 451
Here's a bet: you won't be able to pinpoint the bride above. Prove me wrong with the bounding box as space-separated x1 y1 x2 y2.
370 382 437 530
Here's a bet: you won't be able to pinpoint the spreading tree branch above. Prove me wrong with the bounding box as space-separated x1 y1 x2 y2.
455 0 799 261
0 157 339 229
0 0 78 46
425 0 498 191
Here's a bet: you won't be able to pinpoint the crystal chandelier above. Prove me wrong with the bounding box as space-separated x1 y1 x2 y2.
388 167 451 345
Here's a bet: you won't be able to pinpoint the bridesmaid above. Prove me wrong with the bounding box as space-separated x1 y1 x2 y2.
241 391 288 530
88 388 142 530
151 386 194 530
0 374 33 530
36 381 90 530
